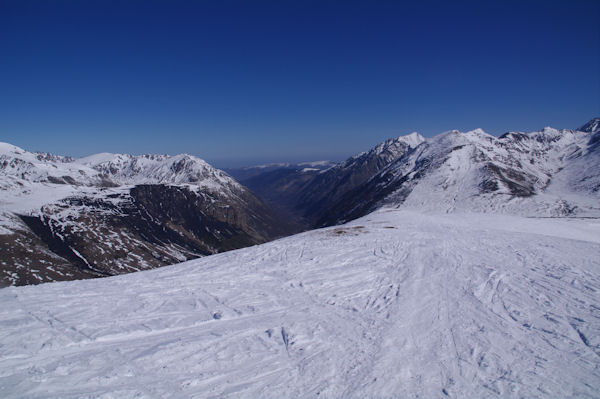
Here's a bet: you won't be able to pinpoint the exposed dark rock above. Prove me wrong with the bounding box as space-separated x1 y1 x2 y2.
2 184 296 286
234 137 421 228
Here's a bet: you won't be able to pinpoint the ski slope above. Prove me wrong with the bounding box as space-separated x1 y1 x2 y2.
1 210 599 398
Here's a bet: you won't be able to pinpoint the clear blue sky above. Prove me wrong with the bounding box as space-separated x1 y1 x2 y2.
1 0 599 167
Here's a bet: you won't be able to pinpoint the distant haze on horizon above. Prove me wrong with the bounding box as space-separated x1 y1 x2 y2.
1 0 599 168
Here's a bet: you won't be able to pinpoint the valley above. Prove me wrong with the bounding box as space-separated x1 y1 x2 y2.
1 119 599 397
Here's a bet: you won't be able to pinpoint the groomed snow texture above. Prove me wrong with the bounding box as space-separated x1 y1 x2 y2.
1 209 599 398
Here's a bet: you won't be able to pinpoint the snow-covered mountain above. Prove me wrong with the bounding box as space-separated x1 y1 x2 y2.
295 132 425 222
0 143 241 195
0 144 295 286
232 121 599 228
2 119 598 286
579 117 600 135
76 152 239 189
231 133 425 227
318 119 600 225
1 209 598 397
1 121 599 397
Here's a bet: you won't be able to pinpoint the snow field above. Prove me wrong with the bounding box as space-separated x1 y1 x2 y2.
1 209 599 398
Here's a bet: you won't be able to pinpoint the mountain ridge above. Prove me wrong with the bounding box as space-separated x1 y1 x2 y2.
315 121 600 225
0 145 295 286
229 132 426 227
231 120 599 229
2 118 598 285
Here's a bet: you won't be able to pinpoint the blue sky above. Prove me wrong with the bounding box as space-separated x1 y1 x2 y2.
1 0 599 167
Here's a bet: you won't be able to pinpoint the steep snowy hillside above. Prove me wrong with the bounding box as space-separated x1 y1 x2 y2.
0 144 294 286
0 143 109 207
295 132 425 222
1 209 598 397
76 152 239 191
550 118 600 198
319 121 600 225
233 133 425 227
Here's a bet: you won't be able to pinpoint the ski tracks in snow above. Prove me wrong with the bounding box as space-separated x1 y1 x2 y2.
0 210 599 398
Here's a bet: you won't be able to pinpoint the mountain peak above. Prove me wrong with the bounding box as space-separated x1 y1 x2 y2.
397 132 425 148
542 126 561 133
465 128 487 135
578 118 600 133
0 142 27 156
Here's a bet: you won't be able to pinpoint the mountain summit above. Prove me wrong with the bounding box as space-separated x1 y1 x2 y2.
578 117 600 133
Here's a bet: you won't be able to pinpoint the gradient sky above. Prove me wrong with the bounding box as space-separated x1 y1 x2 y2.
1 0 599 167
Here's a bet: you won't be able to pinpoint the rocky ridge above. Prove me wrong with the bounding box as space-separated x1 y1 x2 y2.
0 145 294 286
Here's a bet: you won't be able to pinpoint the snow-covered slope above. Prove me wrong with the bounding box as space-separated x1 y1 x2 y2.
75 152 239 192
320 120 600 225
0 144 294 286
551 118 600 199
1 209 598 397
244 132 426 226
0 144 241 210
226 133 425 228
0 143 106 212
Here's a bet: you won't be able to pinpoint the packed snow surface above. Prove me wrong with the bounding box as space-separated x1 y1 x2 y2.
1 209 599 398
